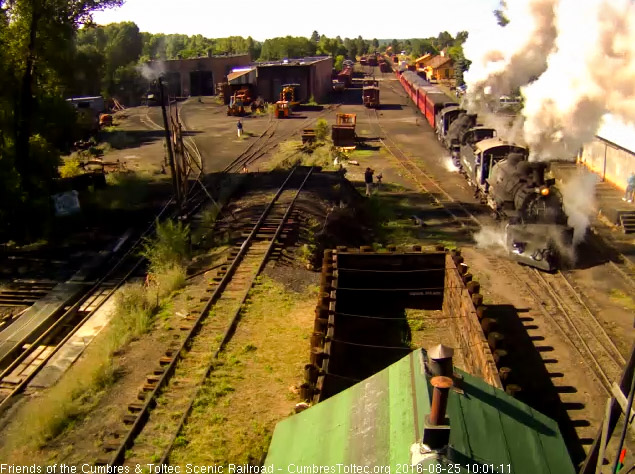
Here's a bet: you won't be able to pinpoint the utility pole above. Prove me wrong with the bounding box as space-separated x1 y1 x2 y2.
158 77 181 211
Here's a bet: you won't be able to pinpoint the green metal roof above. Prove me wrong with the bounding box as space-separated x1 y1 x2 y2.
264 350 574 474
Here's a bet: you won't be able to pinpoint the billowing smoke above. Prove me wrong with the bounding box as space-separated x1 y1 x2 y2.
137 62 166 82
463 0 559 108
560 171 598 244
473 225 509 253
442 156 459 173
523 0 635 160
463 0 635 162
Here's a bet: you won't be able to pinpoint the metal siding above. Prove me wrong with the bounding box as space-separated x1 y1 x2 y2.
580 137 635 191
264 350 575 473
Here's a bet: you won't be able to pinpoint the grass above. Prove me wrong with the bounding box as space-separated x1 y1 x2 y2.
86 171 163 211
609 289 635 311
167 276 316 466
0 222 190 460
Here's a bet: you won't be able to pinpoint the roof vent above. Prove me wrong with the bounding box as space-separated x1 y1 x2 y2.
427 344 454 377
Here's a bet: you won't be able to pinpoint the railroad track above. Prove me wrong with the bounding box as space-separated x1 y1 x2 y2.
0 176 213 412
529 268 626 393
0 231 153 411
98 165 313 466
365 107 479 230
366 92 627 448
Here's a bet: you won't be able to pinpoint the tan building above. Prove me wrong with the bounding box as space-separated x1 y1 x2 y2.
414 54 433 70
147 53 251 97
423 54 455 82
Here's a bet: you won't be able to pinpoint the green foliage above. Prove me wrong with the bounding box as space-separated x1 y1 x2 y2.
60 155 83 178
315 118 329 141
334 54 345 72
141 219 190 272
494 9 510 26
259 36 316 60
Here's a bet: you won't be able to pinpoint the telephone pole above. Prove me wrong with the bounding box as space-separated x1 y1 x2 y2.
158 77 181 211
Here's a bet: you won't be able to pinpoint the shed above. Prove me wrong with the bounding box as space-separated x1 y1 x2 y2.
424 55 455 82
264 349 575 473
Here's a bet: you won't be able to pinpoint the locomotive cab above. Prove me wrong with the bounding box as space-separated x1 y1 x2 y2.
460 137 519 192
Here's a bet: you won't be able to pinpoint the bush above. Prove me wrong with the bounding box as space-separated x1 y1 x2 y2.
315 119 329 141
60 155 83 178
141 219 190 273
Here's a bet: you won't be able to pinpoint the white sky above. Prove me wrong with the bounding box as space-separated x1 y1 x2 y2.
91 0 501 40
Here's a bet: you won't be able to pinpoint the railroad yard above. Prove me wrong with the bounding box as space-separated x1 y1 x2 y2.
0 62 633 472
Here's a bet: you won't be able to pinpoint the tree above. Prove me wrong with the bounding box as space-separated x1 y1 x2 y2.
372 38 379 48
494 9 509 26
11 0 123 198
435 31 454 50
310 30 319 43
455 31 468 44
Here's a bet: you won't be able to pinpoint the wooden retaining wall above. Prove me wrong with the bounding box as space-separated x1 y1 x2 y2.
303 246 510 404
443 251 503 389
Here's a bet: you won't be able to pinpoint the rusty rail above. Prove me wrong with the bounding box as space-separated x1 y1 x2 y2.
100 165 312 466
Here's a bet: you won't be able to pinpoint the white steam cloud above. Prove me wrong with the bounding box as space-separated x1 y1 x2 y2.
442 156 459 173
474 225 509 253
464 0 635 161
463 0 559 108
137 62 166 82
560 171 598 244
523 0 635 160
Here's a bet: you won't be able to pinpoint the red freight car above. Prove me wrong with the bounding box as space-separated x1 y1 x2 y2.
337 67 353 88
399 71 457 129
362 79 380 108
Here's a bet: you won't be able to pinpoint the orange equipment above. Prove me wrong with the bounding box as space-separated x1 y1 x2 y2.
99 113 113 127
331 113 357 150
274 101 289 118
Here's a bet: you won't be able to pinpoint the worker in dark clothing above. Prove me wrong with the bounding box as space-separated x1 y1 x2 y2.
623 172 635 203
237 120 243 138
364 167 374 197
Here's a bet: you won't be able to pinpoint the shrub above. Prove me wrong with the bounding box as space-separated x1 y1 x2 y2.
315 119 329 141
60 155 83 178
141 219 190 272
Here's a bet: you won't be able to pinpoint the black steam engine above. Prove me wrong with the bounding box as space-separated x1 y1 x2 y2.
444 113 573 271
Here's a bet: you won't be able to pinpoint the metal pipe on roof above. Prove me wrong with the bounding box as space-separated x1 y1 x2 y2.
429 376 453 426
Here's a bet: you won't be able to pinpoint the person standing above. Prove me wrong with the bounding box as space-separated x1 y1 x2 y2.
624 172 635 203
364 167 374 197
237 119 243 138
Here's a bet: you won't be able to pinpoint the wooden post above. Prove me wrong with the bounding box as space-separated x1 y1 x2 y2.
159 77 181 211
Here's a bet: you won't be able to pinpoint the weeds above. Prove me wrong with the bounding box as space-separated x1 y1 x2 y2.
0 219 190 459
59 156 82 178
609 289 635 311
141 219 190 273
315 119 329 141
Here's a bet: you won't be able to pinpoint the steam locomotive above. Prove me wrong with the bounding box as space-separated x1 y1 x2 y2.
397 70 574 271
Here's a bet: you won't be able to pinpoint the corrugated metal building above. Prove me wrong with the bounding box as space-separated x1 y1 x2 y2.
579 135 635 192
254 56 333 103
146 53 251 97
265 349 575 473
